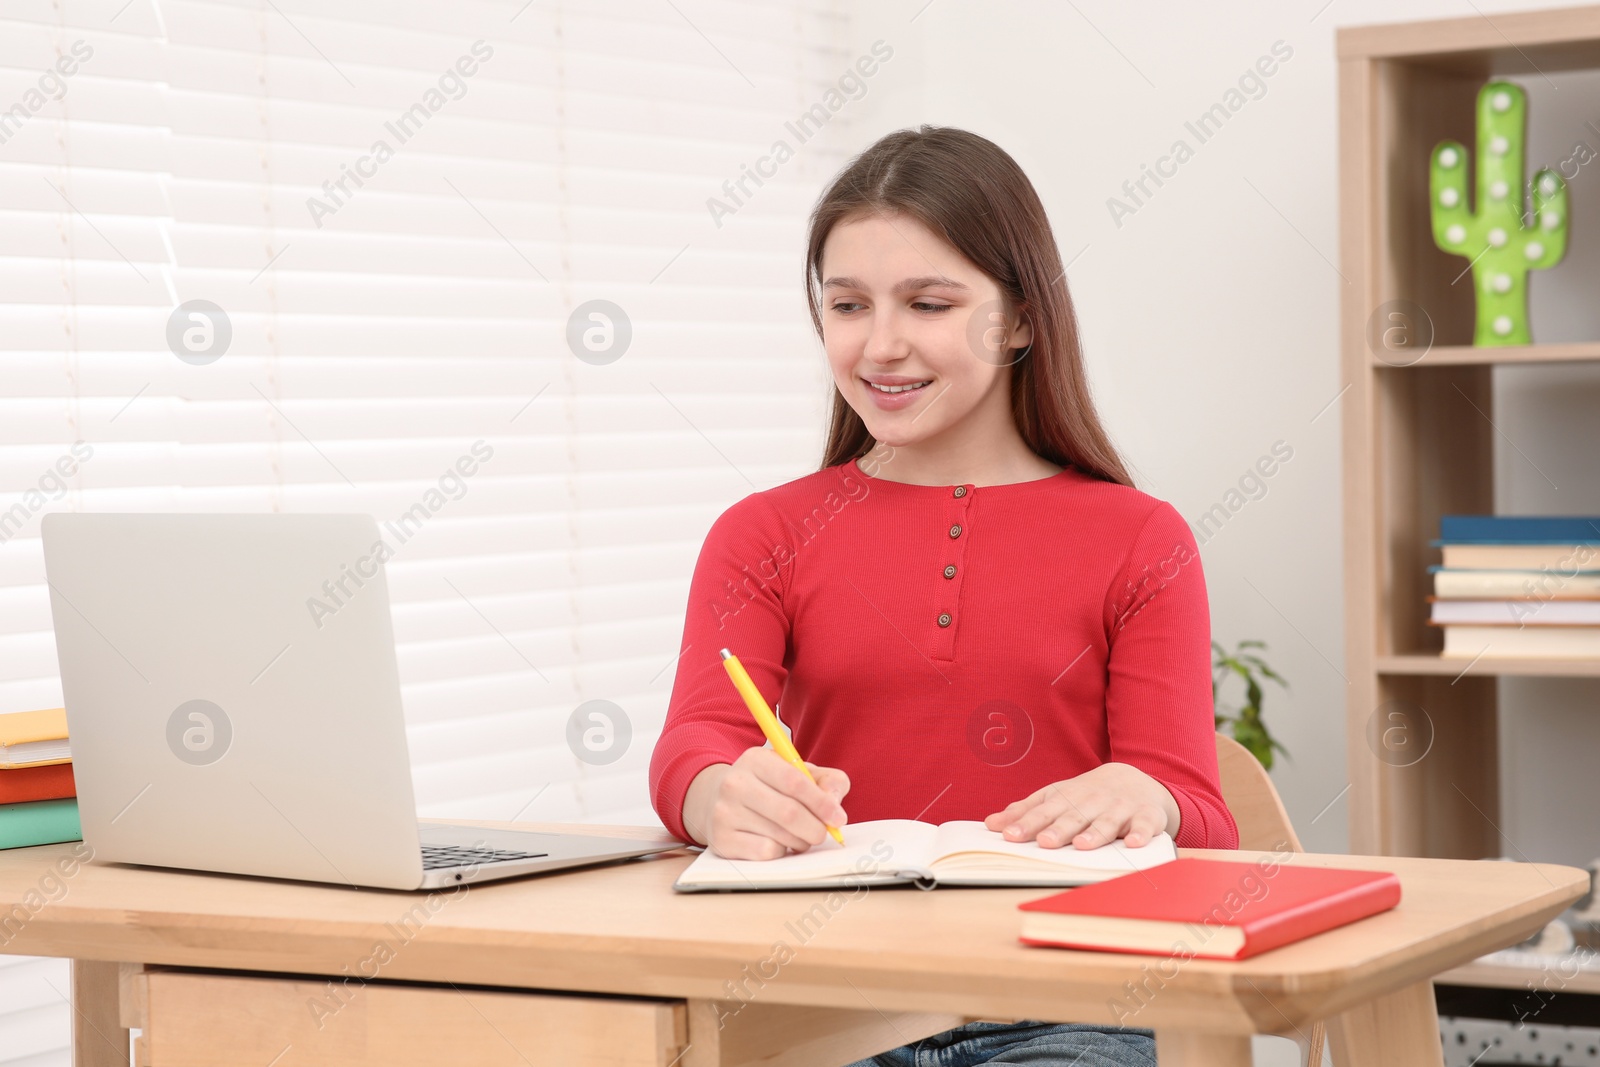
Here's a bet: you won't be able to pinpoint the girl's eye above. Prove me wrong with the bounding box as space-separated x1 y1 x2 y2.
825 300 947 313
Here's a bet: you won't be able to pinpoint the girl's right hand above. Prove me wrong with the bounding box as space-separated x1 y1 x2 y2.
681 747 850 860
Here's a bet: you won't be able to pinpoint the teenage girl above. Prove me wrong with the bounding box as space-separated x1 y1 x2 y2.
649 125 1237 1066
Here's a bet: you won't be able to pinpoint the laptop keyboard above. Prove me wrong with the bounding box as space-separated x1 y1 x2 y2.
420 844 549 871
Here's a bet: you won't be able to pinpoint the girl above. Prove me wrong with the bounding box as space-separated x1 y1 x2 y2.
649 125 1236 1066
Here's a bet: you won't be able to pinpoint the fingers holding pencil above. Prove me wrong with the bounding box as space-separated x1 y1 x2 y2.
744 749 849 838
718 648 849 845
802 760 852 821
696 748 851 860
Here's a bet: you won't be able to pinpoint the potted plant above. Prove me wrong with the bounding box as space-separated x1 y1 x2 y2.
1212 638 1289 770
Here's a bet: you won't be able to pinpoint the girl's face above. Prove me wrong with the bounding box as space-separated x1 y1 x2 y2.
819 209 1031 455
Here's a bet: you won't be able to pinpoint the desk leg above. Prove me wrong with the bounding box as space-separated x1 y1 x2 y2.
1154 1031 1252 1065
70 960 129 1067
1326 980 1442 1067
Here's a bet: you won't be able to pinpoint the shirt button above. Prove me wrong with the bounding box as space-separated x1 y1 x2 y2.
949 524 962 538
937 613 952 627
943 564 956 579
953 486 967 498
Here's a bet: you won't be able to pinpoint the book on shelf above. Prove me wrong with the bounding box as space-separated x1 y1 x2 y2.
0 798 81 850
672 820 1177 891
1431 566 1600 599
1429 597 1600 625
1016 858 1401 960
0 762 75 805
1439 544 1600 569
1437 624 1600 659
0 708 70 769
1438 515 1600 544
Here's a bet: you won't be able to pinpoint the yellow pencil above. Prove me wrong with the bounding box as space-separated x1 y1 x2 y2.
719 648 845 845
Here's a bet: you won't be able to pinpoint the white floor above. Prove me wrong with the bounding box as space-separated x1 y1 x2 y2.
1255 1033 1332 1065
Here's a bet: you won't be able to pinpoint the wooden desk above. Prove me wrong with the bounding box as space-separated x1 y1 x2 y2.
0 823 1584 1067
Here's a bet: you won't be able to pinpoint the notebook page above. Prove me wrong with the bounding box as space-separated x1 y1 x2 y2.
928 821 1177 878
673 819 939 889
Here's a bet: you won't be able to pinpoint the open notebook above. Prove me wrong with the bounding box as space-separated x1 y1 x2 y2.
673 819 1177 891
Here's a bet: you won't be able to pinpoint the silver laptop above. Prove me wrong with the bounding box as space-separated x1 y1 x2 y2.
40 513 684 891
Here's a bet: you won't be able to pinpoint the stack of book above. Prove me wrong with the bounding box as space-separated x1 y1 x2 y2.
1430 515 1600 659
0 707 81 849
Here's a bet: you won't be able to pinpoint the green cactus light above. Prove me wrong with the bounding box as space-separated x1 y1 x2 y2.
1429 80 1568 346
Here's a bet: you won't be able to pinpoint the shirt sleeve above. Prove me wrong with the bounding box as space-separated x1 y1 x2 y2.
649 493 795 843
1101 500 1239 850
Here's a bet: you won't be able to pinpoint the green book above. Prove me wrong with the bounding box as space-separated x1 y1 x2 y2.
0 798 81 849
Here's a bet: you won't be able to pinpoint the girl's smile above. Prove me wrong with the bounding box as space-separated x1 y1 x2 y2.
861 375 935 410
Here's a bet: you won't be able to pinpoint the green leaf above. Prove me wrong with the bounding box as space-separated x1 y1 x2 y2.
1231 718 1274 770
1240 656 1289 687
1212 636 1290 769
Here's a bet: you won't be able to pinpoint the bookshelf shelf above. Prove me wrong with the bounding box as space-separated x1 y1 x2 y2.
1338 0 1600 895
1375 653 1600 678
1373 341 1600 367
1336 6 1600 72
1438 959 1600 997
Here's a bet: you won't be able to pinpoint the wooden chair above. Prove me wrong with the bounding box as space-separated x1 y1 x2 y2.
1214 731 1302 853
1214 732 1324 1066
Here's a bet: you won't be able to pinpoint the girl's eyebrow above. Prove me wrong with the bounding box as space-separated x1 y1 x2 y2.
821 274 971 295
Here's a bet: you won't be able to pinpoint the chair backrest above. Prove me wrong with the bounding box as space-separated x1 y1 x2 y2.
1214 733 1303 853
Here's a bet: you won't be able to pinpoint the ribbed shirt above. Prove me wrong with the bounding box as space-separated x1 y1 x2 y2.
648 456 1238 851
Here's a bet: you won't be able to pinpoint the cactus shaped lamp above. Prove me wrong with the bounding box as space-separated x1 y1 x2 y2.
1429 80 1568 346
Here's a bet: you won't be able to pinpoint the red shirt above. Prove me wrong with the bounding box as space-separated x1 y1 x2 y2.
649 456 1238 851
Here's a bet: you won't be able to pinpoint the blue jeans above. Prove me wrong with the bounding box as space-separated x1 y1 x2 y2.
842 1019 1157 1066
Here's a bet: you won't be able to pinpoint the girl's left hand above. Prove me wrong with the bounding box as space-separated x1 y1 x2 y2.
983 762 1180 849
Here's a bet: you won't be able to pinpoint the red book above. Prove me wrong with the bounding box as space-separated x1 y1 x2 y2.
0 762 77 805
1018 857 1401 960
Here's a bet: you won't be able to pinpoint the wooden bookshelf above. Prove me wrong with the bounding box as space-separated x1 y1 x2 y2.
1376 653 1600 679
1438 958 1600 997
1337 6 1600 866
1379 341 1600 367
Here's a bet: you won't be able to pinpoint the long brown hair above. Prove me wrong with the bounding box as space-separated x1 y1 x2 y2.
805 125 1133 488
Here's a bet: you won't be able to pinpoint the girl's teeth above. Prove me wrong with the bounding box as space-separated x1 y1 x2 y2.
869 381 930 394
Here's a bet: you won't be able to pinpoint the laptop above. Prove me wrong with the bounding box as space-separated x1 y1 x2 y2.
39 513 685 890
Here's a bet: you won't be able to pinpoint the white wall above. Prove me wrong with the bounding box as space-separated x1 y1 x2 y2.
846 0 1600 865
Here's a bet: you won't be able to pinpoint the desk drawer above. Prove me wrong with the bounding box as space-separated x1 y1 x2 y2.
121 966 688 1067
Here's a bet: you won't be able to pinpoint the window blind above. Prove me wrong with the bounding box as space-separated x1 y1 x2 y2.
0 0 851 1060
1 6 171 1062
